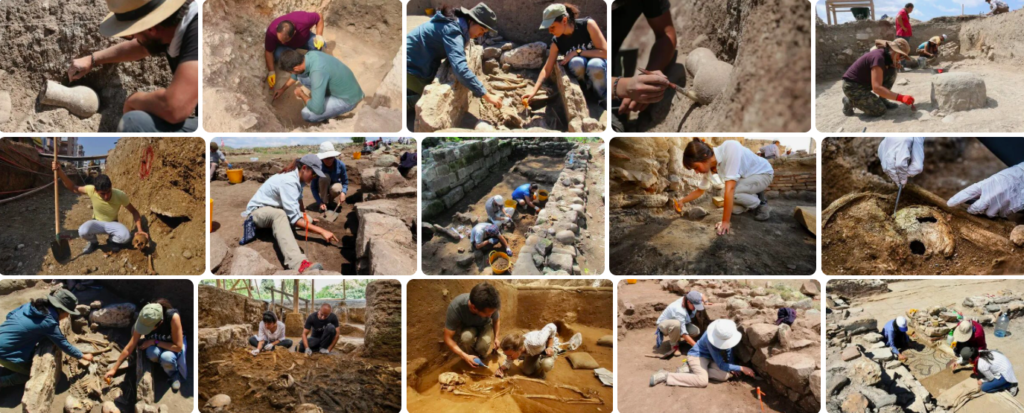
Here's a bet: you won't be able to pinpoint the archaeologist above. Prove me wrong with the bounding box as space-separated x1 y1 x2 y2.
841 39 913 117
759 141 781 160
298 304 340 355
0 289 95 388
264 11 325 88
917 35 945 59
68 0 199 132
967 348 1019 394
250 311 293 355
53 162 147 254
444 282 502 367
210 141 228 181
523 4 609 106
312 141 349 212
105 300 186 391
655 291 704 357
485 194 513 226
274 50 364 123
241 154 339 273
609 0 675 123
675 139 775 235
878 137 1024 217
882 316 911 361
496 323 559 378
470 222 512 256
405 3 504 111
986 0 1011 15
398 150 418 178
949 319 987 375
895 4 914 45
650 319 755 387
511 183 541 212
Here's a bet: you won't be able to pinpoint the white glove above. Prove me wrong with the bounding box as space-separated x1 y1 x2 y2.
947 164 1024 218
319 348 330 354
305 348 312 356
264 343 274 351
251 349 260 356
878 137 925 186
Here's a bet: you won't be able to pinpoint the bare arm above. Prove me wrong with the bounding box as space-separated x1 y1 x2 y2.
316 16 325 36
870 66 898 100
53 161 83 194
106 330 141 378
578 20 607 59
94 40 151 65
302 328 311 350
645 13 677 72
528 45 560 98
123 61 199 123
265 50 276 72
156 314 184 353
444 328 476 365
722 180 736 225
123 203 145 234
677 189 705 204
294 216 338 244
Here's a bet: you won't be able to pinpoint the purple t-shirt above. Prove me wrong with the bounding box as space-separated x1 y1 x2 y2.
842 48 891 86
265 11 321 52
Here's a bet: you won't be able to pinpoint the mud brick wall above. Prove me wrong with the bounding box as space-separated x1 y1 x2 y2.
364 280 402 362
513 144 592 275
765 156 817 198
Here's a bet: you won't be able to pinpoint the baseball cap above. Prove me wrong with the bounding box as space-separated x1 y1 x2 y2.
299 154 326 178
135 303 164 336
896 316 908 332
539 4 567 30
685 291 704 311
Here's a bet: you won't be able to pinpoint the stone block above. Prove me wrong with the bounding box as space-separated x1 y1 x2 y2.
500 42 546 69
930 72 987 112
90 303 136 328
228 246 278 276
765 352 816 390
747 323 777 348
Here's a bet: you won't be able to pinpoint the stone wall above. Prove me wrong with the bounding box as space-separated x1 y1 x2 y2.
421 138 513 219
198 284 267 329
512 144 593 275
363 280 402 361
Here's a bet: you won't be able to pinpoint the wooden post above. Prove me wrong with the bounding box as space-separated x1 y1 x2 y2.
293 280 299 313
311 280 315 311
343 280 347 300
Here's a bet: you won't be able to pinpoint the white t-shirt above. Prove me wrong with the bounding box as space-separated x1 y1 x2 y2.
760 144 780 158
503 323 558 369
712 140 774 182
470 223 496 245
257 320 287 343
979 351 1018 384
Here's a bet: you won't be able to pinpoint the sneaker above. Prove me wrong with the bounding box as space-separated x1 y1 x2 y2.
82 242 99 254
650 369 668 387
110 243 122 253
754 205 772 221
1012 386 1020 397
884 100 899 110
842 97 854 116
319 348 330 355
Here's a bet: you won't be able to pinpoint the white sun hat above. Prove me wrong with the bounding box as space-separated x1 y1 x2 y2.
317 141 340 159
707 319 743 350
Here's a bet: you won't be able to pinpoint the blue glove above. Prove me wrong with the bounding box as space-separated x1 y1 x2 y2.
506 248 513 256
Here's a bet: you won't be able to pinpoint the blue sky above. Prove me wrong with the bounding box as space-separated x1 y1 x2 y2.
68 137 120 156
817 0 1024 24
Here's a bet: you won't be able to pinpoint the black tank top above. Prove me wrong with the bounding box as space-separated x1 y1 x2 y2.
553 18 595 56
147 308 179 343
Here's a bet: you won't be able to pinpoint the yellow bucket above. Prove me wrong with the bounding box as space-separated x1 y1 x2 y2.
488 251 511 275
504 199 517 208
226 168 243 184
535 189 549 202
353 152 362 160
627 279 637 284
425 7 435 15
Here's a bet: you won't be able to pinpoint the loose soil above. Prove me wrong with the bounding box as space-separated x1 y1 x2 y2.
815 62 1024 132
577 142 605 276
610 197 817 275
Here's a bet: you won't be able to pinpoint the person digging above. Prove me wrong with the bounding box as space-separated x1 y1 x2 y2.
312 141 349 214
986 0 1011 16
948 319 987 376
883 316 911 362
444 282 502 369
264 11 326 89
106 300 187 392
298 304 340 355
650 319 756 387
68 0 199 132
841 38 915 117
609 0 675 130
273 50 364 123
0 289 96 389
250 311 294 355
210 141 228 181
674 139 774 235
54 161 148 255
484 194 514 228
511 183 542 213
654 291 705 357
915 35 945 62
496 323 561 378
958 347 1020 395
470 223 512 257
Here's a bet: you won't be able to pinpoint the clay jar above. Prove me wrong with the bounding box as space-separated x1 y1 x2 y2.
40 80 99 118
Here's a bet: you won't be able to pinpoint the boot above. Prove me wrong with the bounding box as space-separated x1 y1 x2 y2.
754 205 772 221
842 97 854 116
884 99 899 110
650 369 668 387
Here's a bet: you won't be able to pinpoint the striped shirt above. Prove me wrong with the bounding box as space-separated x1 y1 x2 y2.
979 351 1018 384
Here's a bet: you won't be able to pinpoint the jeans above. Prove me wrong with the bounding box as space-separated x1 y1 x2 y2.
566 56 608 97
295 75 358 123
118 111 198 133
146 346 179 377
298 325 337 352
79 220 131 245
0 358 31 387
981 376 1015 393
248 336 294 350
274 35 319 61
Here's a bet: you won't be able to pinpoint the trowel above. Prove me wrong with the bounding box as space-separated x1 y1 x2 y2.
324 203 342 223
50 139 71 262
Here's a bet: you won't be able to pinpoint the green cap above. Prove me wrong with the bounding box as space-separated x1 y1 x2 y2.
48 289 80 316
134 303 164 336
539 4 567 30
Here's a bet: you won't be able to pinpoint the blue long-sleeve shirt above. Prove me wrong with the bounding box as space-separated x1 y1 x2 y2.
0 303 83 364
311 159 348 205
406 13 488 97
687 333 741 373
882 319 908 355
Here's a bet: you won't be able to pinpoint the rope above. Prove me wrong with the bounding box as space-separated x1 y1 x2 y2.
0 154 52 176
0 181 55 205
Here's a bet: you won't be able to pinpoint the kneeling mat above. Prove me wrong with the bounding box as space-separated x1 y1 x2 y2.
566 352 600 369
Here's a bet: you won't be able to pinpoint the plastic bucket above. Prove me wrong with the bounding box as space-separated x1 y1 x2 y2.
489 251 511 275
226 169 243 184
504 199 517 208
425 8 435 15
627 279 637 284
353 152 361 160
535 189 549 202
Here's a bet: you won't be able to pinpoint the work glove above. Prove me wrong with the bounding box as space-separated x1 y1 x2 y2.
267 72 276 89
319 348 330 355
314 35 325 50
250 349 260 356
506 248 513 256
264 343 274 351
947 163 1024 218
878 137 925 186
305 348 312 356
895 94 915 106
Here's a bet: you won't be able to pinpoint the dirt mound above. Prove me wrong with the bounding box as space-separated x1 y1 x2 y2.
202 0 402 132
199 284 266 329
0 1 178 132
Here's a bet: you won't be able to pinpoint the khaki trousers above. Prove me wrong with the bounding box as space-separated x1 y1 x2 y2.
657 320 700 352
732 173 774 213
250 206 305 269
666 356 731 387
319 180 343 206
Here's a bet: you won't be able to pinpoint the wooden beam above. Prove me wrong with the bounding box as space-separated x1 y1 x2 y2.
311 280 315 311
293 280 299 313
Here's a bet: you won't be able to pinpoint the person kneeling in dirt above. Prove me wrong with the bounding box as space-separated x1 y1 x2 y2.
210 142 228 181
655 291 705 357
405 3 504 112
950 319 988 375
250 311 293 355
496 323 559 378
470 223 512 256
916 35 945 62
242 154 339 273
106 300 187 391
54 162 148 254
312 141 349 213
965 348 1020 395
986 0 1011 15
0 289 96 388
675 139 774 235
273 50 364 123
444 283 502 367
524 3 609 106
485 195 514 227
511 183 541 213
298 304 340 355
399 150 418 178
68 0 199 132
651 319 755 387
882 316 911 362
263 11 325 89
841 39 914 117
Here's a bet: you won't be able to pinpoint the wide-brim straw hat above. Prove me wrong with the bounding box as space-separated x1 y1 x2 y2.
953 321 974 343
100 0 188 38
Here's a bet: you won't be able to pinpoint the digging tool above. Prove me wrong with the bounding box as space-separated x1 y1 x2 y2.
50 139 71 261
638 69 699 102
325 203 343 223
894 184 904 215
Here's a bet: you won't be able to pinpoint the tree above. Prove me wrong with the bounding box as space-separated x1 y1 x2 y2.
351 137 366 144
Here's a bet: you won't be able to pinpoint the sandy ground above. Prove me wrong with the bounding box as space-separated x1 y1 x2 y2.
0 283 194 413
0 184 80 275
815 62 1024 132
617 281 793 413
830 280 1024 404
576 142 605 276
610 197 817 275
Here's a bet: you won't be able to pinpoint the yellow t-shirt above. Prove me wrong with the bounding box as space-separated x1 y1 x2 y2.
82 185 130 222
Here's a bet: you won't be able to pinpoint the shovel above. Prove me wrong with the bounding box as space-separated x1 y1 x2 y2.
50 139 71 261
324 203 342 223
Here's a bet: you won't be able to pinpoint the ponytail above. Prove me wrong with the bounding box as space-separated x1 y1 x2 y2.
683 139 715 169
278 158 301 174
562 3 580 22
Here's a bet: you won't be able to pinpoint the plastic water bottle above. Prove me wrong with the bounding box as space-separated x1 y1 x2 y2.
995 313 1010 338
